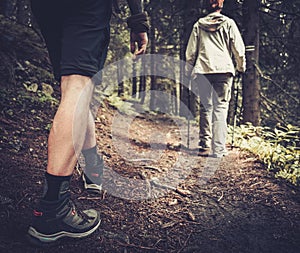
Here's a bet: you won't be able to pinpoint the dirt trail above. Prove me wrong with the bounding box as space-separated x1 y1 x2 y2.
0 96 299 253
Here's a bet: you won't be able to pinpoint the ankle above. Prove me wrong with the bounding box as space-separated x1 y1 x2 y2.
42 172 72 201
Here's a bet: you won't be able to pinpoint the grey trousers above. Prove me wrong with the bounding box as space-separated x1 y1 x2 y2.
195 73 233 155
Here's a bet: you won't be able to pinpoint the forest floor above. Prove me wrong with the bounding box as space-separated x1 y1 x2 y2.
0 86 300 253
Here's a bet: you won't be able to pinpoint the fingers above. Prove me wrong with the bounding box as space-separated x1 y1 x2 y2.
130 32 148 56
135 41 147 55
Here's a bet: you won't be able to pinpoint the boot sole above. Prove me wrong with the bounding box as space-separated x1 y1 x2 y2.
27 218 101 245
82 174 102 194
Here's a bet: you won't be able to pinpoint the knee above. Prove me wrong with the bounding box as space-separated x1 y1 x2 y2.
61 75 92 93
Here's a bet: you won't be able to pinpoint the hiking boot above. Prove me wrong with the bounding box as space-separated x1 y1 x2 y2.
82 154 104 194
209 150 228 158
27 196 101 245
198 140 210 149
198 141 210 156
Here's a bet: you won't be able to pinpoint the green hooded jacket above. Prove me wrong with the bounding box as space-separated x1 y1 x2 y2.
186 12 246 76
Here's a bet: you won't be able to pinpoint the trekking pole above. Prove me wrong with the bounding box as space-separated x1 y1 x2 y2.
187 79 191 149
231 73 242 149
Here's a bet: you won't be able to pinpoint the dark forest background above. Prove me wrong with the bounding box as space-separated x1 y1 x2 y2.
1 0 299 127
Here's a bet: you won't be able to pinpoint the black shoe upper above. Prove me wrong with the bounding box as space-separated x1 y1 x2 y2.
30 195 99 235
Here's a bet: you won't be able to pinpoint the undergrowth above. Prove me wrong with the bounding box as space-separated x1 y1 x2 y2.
229 123 300 186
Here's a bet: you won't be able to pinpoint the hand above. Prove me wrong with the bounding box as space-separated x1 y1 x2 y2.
130 31 148 56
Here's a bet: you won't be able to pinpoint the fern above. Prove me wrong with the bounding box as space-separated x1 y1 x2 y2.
228 123 300 186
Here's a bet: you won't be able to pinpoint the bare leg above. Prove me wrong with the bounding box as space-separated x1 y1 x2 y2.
28 76 101 244
47 75 93 176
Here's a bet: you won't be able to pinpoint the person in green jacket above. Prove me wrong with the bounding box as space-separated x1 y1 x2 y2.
186 0 246 158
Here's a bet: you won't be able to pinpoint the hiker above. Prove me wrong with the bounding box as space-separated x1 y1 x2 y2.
28 0 149 244
186 0 246 158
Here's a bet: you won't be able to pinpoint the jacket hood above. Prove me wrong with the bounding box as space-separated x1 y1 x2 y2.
197 12 227 32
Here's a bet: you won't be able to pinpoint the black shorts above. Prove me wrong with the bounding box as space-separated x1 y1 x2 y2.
31 0 112 80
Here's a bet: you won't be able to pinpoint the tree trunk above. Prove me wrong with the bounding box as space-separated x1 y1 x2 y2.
139 57 146 104
132 60 137 98
242 0 261 126
117 60 124 97
179 0 199 117
0 17 17 87
149 16 157 111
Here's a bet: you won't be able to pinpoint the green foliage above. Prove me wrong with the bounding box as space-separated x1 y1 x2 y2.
107 93 137 115
107 93 153 116
23 82 58 106
229 123 300 186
